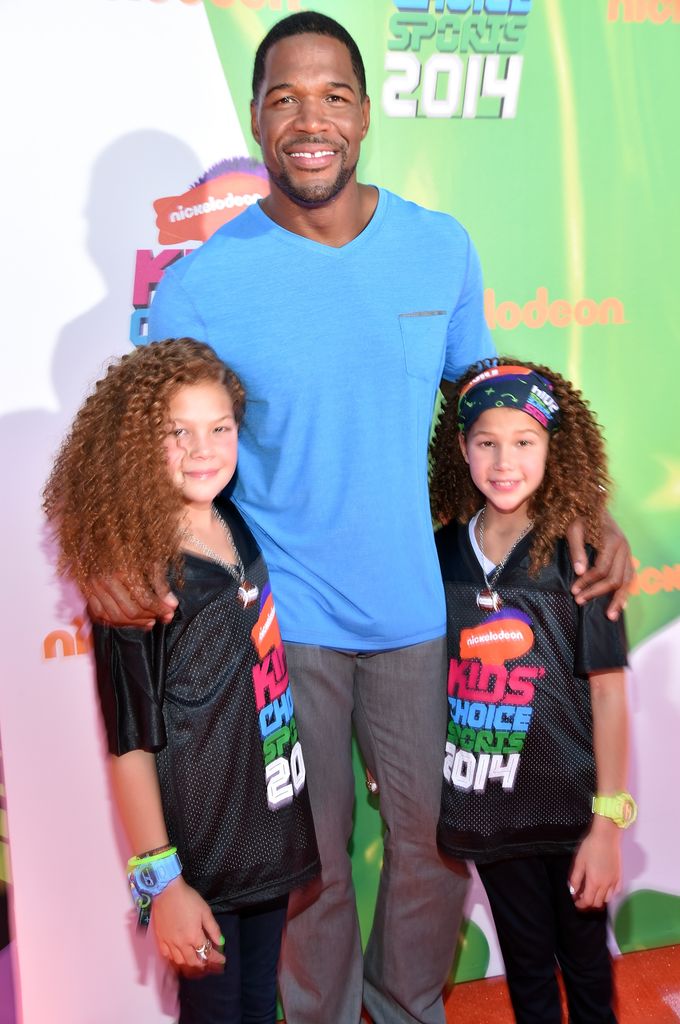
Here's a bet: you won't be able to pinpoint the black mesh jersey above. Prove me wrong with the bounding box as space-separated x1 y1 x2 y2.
93 499 319 912
435 522 627 864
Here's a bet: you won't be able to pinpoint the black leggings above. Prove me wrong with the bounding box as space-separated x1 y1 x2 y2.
477 855 616 1024
178 897 288 1024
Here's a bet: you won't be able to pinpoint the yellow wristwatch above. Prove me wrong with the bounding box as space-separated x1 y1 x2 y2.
592 792 637 829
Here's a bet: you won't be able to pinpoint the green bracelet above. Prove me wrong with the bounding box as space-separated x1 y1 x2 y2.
127 846 182 929
136 842 174 860
127 845 179 872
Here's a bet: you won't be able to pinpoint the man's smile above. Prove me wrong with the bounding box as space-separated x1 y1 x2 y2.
287 149 336 159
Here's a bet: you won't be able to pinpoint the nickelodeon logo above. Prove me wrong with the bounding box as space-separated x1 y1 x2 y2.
485 287 626 331
43 616 92 660
460 609 534 666
607 0 680 22
629 558 680 597
251 590 281 661
154 168 269 245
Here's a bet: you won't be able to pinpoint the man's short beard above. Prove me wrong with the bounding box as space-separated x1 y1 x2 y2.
268 159 358 208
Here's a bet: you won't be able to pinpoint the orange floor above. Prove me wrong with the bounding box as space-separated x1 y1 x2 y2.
288 944 680 1023
443 943 680 1023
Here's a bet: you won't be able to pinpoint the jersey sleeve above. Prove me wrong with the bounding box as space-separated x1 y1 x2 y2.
92 623 167 756
575 596 628 676
147 267 206 343
442 232 496 383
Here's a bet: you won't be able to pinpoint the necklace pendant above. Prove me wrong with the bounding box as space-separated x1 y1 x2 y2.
477 589 502 612
237 581 259 608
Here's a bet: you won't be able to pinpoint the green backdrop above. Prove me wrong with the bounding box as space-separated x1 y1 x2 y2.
197 0 680 983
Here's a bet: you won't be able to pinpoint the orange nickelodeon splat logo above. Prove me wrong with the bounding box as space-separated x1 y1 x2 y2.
607 0 680 22
154 158 270 245
251 589 282 661
485 287 626 331
629 557 680 596
43 616 92 661
460 609 534 666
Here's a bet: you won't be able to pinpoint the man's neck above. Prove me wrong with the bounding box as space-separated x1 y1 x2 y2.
259 181 379 248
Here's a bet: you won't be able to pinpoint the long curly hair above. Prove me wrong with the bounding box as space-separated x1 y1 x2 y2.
43 338 245 594
430 357 610 574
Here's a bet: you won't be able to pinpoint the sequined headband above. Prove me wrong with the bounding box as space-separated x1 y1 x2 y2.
457 365 561 433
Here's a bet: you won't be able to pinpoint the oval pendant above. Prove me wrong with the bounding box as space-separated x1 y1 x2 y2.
237 581 259 608
477 589 502 612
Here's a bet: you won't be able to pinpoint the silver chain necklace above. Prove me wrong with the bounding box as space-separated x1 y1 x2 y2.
183 505 259 608
476 506 533 612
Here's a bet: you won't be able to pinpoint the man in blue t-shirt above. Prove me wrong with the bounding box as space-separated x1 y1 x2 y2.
90 12 631 1024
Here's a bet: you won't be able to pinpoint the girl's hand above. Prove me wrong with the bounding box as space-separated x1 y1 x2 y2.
568 818 622 910
152 876 225 971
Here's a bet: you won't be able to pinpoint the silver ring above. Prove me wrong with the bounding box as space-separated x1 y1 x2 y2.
195 940 212 962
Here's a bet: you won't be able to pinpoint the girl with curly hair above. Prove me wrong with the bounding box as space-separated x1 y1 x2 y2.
430 358 634 1024
43 338 318 1024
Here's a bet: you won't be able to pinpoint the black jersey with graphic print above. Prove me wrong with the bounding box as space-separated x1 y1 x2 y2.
93 499 319 911
436 522 627 864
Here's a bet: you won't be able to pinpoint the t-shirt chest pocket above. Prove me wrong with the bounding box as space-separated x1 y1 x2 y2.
398 310 448 381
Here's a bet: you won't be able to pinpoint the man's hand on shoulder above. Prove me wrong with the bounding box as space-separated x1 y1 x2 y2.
567 513 633 621
87 568 178 629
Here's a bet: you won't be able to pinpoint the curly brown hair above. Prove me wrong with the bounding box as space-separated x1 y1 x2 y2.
430 357 610 574
43 338 245 594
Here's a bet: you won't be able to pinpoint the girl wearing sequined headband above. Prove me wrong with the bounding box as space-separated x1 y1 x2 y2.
430 357 633 1024
43 338 318 1024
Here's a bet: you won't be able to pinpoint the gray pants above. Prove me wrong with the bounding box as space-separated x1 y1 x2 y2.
279 638 469 1024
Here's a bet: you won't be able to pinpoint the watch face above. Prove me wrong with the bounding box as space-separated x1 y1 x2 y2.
621 799 635 825
140 865 158 888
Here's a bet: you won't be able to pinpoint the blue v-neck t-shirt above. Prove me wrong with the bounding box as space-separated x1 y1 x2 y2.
148 188 494 650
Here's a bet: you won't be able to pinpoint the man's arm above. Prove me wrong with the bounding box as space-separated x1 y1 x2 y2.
441 232 496 387
148 266 206 342
88 570 177 628
567 514 632 621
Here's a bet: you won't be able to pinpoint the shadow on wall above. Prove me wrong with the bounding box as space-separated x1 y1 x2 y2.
60 129 206 415
1 129 205 563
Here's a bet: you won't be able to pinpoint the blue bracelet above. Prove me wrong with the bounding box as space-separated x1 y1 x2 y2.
127 847 182 928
